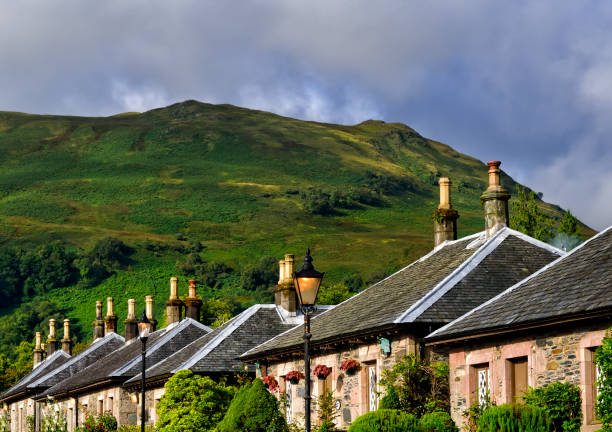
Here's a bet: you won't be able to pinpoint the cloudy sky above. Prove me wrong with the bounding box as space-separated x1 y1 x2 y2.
1 1 611 229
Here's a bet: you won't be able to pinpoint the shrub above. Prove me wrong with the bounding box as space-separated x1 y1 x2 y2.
76 414 117 432
347 409 419 432
462 395 492 432
379 354 450 416
380 385 402 410
596 329 612 431
217 379 288 432
522 382 582 432
315 389 338 430
155 370 235 432
419 411 458 432
477 404 552 432
116 427 154 432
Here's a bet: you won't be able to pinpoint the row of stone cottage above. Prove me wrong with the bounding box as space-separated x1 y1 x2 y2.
1 161 610 431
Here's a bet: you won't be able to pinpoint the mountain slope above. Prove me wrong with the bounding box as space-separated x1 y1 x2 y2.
0 100 593 346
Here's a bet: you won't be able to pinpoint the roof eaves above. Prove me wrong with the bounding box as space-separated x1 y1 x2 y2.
27 332 124 389
426 225 610 340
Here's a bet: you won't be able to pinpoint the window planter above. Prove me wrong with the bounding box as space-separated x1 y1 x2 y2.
261 375 279 391
313 364 332 380
340 359 361 376
284 371 305 385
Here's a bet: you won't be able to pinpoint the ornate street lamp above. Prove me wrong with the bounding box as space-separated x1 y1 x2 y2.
293 249 324 432
138 311 151 432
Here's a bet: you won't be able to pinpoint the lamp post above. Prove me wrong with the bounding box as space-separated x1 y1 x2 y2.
293 248 324 432
138 311 151 432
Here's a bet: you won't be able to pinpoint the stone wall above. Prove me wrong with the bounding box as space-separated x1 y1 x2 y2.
444 320 611 431
263 332 417 430
6 398 35 432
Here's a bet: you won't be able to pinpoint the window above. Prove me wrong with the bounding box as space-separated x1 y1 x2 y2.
509 357 528 402
471 364 490 407
367 364 377 412
97 400 103 416
285 381 293 424
68 408 73 432
107 397 113 414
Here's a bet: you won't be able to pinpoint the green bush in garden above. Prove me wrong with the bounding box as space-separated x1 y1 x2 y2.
155 370 234 432
595 330 612 431
522 382 582 432
76 414 117 432
217 378 288 432
347 409 420 432
476 404 552 432
419 411 458 432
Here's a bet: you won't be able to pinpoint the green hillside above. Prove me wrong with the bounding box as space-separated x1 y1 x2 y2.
0 100 592 356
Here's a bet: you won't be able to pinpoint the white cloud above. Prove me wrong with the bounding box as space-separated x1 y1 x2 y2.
110 80 169 114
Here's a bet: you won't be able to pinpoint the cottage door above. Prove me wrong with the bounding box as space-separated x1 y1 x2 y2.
285 381 293 424
368 365 377 412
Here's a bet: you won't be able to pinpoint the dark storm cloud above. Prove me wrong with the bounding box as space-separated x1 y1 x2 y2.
1 0 610 229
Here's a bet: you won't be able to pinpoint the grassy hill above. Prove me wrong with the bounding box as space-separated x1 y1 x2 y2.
0 100 593 350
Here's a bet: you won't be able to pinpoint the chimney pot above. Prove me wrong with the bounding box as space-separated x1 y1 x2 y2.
185 280 202 322
124 299 138 342
46 319 58 356
48 319 56 339
104 297 118 335
165 278 184 326
278 259 285 284
145 296 157 331
169 277 178 299
33 332 44 367
93 301 105 340
61 319 72 355
433 177 459 247
481 160 511 237
188 279 197 298
283 254 294 283
274 253 298 314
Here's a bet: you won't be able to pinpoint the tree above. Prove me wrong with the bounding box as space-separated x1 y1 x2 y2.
0 248 23 305
217 379 288 432
317 283 353 305
200 298 236 327
555 209 581 251
156 370 235 432
510 186 553 242
240 256 277 292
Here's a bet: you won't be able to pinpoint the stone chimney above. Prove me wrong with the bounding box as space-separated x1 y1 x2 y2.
274 254 297 314
93 300 105 340
61 319 72 355
184 280 203 321
145 296 158 331
104 297 118 335
124 299 138 342
165 277 183 326
46 319 58 356
480 161 510 237
433 177 459 247
33 332 44 367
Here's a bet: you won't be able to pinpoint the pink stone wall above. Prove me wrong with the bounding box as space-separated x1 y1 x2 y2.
264 333 417 430
445 321 610 431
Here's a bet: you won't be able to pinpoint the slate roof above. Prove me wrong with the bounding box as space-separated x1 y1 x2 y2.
124 304 331 387
242 228 563 359
0 350 70 403
427 225 612 341
26 333 125 395
41 318 211 398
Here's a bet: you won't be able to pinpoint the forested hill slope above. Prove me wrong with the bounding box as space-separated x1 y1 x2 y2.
0 100 592 362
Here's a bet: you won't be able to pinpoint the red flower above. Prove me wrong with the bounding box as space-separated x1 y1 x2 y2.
261 375 279 391
340 359 360 374
284 371 305 383
313 364 332 379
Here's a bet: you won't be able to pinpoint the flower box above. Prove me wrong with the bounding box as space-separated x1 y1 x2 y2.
284 370 305 385
313 364 332 380
261 375 279 391
340 359 361 375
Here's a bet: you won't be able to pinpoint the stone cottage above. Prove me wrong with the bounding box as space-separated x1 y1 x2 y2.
37 280 212 430
426 225 612 431
0 315 124 432
241 162 565 429
122 256 333 423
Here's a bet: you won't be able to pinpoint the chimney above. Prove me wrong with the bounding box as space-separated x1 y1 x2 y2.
93 300 105 340
184 280 203 321
480 161 510 237
274 254 297 314
124 299 138 342
165 277 183 326
61 319 72 355
33 332 44 367
433 177 459 247
46 319 58 356
104 297 118 335
145 296 158 331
